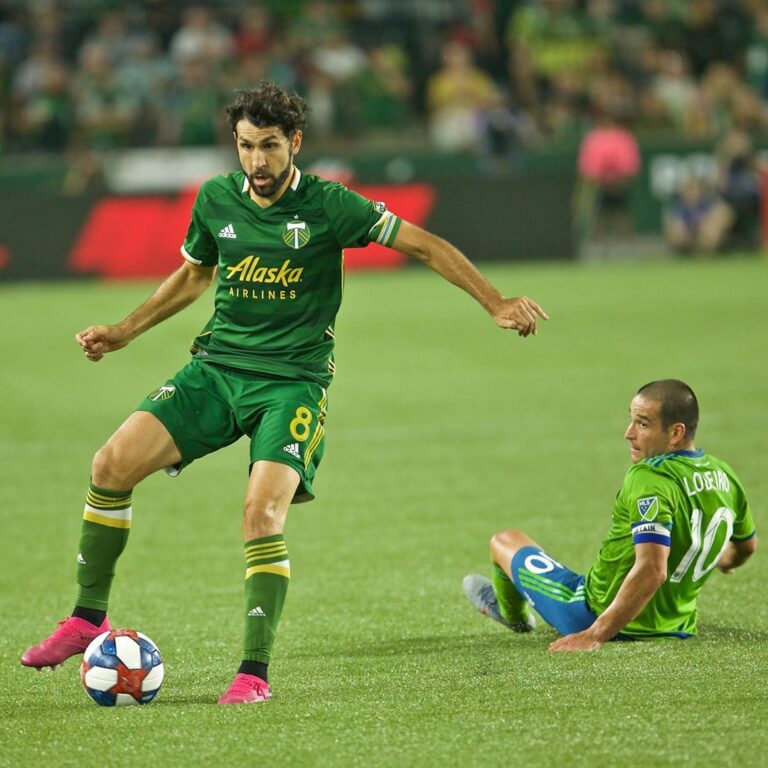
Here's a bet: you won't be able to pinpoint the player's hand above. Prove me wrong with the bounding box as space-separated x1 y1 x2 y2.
492 296 549 337
548 629 603 652
75 324 131 362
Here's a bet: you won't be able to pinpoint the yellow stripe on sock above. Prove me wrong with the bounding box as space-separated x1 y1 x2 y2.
83 509 132 529
87 489 131 501
84 503 131 521
245 562 290 580
244 543 287 558
86 491 132 508
245 541 286 552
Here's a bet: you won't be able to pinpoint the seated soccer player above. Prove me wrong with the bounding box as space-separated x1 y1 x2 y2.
463 379 757 651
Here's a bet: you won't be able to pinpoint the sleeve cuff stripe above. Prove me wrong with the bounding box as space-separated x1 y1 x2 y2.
383 216 401 246
181 245 202 265
380 213 396 244
633 533 672 546
372 212 400 246
369 212 387 242
731 531 757 542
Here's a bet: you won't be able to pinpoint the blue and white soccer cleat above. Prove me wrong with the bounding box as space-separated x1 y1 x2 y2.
462 574 535 633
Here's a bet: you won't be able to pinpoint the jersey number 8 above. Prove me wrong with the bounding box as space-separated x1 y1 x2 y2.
289 406 313 442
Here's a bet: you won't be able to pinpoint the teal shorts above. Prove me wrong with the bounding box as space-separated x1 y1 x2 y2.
510 547 596 636
137 359 327 503
510 547 691 640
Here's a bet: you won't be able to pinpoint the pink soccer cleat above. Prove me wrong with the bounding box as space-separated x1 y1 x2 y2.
20 616 111 670
217 673 272 704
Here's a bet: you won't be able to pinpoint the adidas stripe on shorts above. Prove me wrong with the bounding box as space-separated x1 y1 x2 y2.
510 546 598 636
137 358 327 503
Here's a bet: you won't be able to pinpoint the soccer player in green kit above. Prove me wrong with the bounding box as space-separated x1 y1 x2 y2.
20 81 549 702
464 379 757 650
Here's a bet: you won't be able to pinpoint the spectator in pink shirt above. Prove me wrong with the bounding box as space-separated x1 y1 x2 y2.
574 110 641 253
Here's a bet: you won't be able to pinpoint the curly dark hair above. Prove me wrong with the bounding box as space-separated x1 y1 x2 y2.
226 80 308 138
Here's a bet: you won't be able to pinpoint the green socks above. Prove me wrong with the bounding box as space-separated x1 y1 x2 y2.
74 485 291 667
74 485 293 669
492 562 530 624
76 483 132 611
243 534 290 664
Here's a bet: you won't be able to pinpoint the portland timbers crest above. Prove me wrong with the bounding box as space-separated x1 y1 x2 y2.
282 218 310 250
148 385 176 402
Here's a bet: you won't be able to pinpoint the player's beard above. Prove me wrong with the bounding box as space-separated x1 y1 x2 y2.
248 152 293 198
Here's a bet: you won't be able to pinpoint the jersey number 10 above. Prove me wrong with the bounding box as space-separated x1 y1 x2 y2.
670 506 735 583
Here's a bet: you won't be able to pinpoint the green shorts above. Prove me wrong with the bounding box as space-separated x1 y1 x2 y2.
137 359 327 503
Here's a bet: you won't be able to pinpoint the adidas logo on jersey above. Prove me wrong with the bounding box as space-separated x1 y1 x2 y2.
248 606 266 617
283 443 301 459
218 223 237 239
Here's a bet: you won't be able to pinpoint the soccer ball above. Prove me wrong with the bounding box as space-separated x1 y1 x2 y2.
80 628 164 707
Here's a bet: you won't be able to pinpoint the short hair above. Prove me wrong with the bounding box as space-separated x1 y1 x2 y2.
226 80 308 138
637 379 699 440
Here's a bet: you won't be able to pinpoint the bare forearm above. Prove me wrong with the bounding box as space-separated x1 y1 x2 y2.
391 220 547 335
408 231 503 314
549 542 668 653
590 565 665 642
718 537 757 573
118 263 213 340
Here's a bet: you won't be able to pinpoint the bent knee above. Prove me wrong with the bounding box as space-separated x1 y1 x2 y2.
490 529 524 550
243 495 287 537
91 443 135 490
490 529 537 565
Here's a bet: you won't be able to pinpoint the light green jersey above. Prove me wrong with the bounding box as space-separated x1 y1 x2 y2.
181 169 401 386
585 449 755 637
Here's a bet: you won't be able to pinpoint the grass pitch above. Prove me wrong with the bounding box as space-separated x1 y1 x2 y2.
1 255 766 767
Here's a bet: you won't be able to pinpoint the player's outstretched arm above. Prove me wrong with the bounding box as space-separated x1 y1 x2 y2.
390 221 549 337
75 261 215 362
549 542 668 652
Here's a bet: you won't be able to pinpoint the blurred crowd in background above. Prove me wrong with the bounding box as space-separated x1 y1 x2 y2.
1 0 766 253
3 0 768 156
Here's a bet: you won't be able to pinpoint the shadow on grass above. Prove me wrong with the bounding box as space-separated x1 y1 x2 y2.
286 622 767 663
288 630 550 661
155 695 218 706
696 622 768 642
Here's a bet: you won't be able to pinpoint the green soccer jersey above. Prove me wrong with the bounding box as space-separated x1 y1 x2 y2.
180 169 402 386
585 449 755 637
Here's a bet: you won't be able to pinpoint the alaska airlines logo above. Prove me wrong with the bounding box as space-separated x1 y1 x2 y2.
225 256 303 286
282 219 310 249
